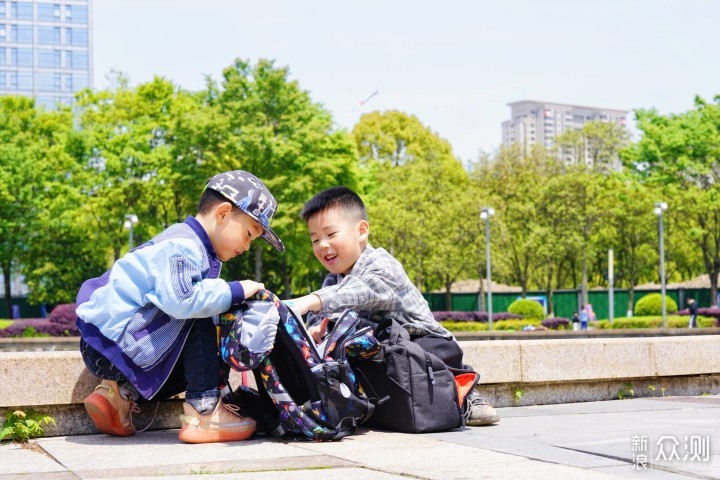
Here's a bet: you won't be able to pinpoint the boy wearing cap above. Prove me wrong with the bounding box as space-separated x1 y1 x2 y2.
76 170 284 443
289 186 500 426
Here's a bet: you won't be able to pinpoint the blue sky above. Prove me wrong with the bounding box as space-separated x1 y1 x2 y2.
93 0 720 162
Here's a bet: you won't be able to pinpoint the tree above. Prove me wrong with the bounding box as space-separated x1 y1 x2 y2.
354 111 479 296
475 144 560 297
555 120 629 173
74 76 209 265
212 59 359 296
628 95 720 305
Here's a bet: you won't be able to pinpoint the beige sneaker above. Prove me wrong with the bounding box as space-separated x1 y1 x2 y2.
178 399 256 443
464 391 500 426
83 379 140 436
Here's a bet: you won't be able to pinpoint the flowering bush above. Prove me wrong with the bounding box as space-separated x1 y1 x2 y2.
432 311 522 323
542 317 569 329
678 308 720 326
0 318 79 337
49 304 77 324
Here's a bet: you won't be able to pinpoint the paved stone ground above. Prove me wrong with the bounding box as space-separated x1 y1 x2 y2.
1 395 717 479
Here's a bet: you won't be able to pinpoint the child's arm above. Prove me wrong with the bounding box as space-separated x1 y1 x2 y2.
313 267 403 314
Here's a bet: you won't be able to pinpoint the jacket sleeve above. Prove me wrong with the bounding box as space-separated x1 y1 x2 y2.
313 264 403 314
78 239 238 325
139 240 239 319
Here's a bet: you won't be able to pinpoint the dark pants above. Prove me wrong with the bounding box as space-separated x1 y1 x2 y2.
81 318 220 404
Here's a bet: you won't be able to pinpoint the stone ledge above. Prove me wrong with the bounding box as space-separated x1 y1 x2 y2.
1 336 719 436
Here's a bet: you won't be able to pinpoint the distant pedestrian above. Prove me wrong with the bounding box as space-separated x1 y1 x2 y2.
687 298 698 328
571 311 580 331
579 306 589 331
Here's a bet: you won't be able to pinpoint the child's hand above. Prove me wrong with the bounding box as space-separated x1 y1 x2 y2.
240 280 265 299
308 317 330 344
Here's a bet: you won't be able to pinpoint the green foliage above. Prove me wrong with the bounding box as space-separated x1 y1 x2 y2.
442 321 489 332
21 327 50 338
617 382 635 400
513 387 524 403
492 319 542 331
507 299 545 321
0 319 11 329
1 409 55 443
593 316 714 329
634 293 678 316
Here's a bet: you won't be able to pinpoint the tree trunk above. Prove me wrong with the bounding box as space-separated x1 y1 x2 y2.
581 257 589 306
444 280 453 312
2 263 12 320
710 271 719 307
281 257 291 299
546 261 554 317
254 244 262 282
627 287 635 317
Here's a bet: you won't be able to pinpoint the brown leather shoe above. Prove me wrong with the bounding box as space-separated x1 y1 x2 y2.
83 380 139 436
179 399 256 443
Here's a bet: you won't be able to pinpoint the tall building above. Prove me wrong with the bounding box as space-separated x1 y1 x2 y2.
501 100 629 165
0 0 92 109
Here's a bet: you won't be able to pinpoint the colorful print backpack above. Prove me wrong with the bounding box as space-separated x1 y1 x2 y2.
218 290 380 441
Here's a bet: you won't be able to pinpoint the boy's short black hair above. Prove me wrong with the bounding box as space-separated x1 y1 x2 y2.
197 188 234 216
300 186 368 223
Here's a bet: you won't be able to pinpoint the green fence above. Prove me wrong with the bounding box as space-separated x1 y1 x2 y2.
423 287 714 320
0 297 47 319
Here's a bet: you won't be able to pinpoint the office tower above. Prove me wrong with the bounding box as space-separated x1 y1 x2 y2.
0 0 92 109
502 100 629 166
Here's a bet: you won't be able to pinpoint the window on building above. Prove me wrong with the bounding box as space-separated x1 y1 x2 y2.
66 50 88 69
36 96 55 110
73 74 88 90
38 26 60 44
0 2 6 17
64 74 71 91
37 3 60 21
0 72 5 87
66 27 88 46
38 49 60 67
10 47 32 66
10 2 33 20
0 47 5 65
17 71 32 90
68 4 88 23
11 24 33 43
37 73 54 90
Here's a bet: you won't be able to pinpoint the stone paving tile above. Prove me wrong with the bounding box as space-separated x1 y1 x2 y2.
83 467 408 480
0 443 65 475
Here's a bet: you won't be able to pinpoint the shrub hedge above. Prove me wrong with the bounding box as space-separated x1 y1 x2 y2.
593 316 717 329
507 299 545 321
433 311 522 323
634 293 678 316
0 304 79 337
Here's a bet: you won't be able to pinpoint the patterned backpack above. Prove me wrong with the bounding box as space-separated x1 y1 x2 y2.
218 290 379 441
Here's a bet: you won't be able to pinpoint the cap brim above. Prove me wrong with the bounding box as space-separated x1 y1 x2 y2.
260 227 285 252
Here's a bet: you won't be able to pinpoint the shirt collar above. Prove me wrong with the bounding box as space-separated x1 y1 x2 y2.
184 215 218 260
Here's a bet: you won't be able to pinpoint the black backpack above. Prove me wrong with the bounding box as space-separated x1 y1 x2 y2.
218 290 379 441
352 318 479 433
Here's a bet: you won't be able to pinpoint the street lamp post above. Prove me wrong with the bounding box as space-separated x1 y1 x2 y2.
654 202 668 328
480 207 495 330
124 214 139 251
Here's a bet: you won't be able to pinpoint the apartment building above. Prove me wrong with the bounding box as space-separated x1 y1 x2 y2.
501 100 629 165
0 0 92 109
